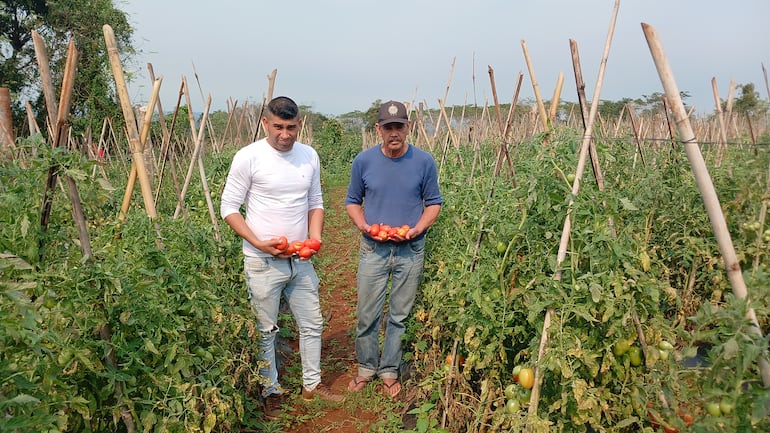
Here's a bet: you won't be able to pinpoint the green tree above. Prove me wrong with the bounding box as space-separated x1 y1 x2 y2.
0 0 134 137
732 82 768 115
363 99 383 130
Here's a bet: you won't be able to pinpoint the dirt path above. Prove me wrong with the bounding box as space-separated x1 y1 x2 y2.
276 184 385 432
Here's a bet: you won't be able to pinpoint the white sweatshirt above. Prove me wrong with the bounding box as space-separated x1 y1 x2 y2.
220 138 323 257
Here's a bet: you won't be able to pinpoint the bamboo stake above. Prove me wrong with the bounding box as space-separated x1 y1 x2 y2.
55 41 93 260
437 98 459 150
661 95 679 152
752 155 769 273
35 39 93 261
503 72 524 141
548 72 564 124
487 66 515 180
103 25 158 220
521 40 549 132
626 103 646 168
31 31 57 131
415 103 434 151
529 2 621 422
0 87 14 154
569 39 614 236
219 98 238 151
119 77 162 219
25 101 41 136
711 78 728 166
154 80 185 205
173 77 212 219
251 70 277 142
643 21 770 388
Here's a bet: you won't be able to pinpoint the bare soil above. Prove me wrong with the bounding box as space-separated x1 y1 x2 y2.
262 185 393 432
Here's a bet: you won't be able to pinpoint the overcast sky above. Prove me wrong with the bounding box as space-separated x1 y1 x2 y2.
117 0 770 117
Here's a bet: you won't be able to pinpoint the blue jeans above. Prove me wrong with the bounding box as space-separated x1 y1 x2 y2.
244 255 322 397
355 236 425 380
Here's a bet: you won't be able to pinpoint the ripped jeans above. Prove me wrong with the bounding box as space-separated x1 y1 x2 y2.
244 255 322 397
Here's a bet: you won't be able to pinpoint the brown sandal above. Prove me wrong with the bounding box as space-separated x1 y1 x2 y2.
381 379 401 398
347 376 372 392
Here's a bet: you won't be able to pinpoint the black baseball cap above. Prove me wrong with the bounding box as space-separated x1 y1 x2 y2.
377 100 409 125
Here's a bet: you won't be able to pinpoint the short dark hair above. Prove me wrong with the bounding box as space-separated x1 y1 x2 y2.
266 96 299 120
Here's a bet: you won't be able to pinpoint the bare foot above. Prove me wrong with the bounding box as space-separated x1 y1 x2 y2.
381 378 401 398
347 376 371 392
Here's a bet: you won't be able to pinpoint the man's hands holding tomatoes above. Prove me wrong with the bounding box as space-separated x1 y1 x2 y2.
366 223 414 242
267 236 322 259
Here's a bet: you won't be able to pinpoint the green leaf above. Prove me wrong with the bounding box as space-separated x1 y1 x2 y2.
6 394 40 405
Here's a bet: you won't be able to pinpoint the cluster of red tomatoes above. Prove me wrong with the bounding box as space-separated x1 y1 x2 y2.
368 223 411 241
273 236 321 259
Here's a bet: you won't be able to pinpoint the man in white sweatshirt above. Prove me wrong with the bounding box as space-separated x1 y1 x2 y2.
220 96 343 420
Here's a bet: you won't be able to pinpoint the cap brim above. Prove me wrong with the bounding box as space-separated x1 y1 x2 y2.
378 118 408 125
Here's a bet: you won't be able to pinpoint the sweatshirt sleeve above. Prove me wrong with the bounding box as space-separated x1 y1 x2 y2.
220 150 249 219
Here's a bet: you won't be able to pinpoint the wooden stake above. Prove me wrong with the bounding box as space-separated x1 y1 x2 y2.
643 21 770 388
529 1 621 422
119 77 162 219
711 78 728 166
548 72 564 123
103 24 158 220
521 40 549 132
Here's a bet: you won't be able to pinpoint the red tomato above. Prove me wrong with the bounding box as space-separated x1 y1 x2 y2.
304 238 321 252
396 227 409 237
275 236 288 251
286 240 304 255
380 225 392 234
678 410 694 426
298 246 314 259
377 231 389 241
387 227 398 239
368 224 380 236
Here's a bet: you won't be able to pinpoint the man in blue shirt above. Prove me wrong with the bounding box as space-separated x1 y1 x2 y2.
344 100 443 398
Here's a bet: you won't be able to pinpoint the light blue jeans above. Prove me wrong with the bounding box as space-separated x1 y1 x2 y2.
244 255 322 397
355 236 425 380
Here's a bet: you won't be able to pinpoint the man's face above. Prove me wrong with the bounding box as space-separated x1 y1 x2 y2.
376 122 409 154
262 112 301 152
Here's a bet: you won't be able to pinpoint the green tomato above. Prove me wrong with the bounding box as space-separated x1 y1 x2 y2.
658 340 674 351
658 349 669 361
517 386 532 404
613 339 631 357
504 384 517 400
496 242 507 254
719 399 734 415
628 346 643 367
566 173 576 183
505 398 520 414
705 401 722 417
